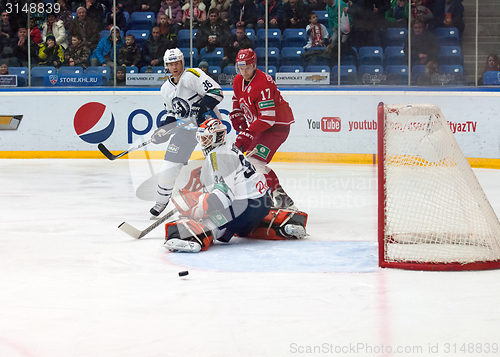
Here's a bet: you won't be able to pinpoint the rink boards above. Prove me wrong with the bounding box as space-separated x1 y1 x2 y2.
1 88 500 168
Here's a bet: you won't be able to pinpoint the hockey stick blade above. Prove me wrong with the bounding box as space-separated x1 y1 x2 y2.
98 122 192 161
118 208 178 239
98 141 150 160
97 143 116 160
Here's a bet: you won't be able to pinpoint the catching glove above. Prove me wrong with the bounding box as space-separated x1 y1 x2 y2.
229 109 248 131
172 189 209 220
234 130 255 153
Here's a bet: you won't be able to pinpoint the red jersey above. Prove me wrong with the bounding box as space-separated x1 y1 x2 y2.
232 69 294 128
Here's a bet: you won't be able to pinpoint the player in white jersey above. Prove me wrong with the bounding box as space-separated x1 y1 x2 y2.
149 48 224 217
164 118 308 253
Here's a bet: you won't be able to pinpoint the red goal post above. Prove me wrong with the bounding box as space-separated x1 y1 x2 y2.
377 102 500 271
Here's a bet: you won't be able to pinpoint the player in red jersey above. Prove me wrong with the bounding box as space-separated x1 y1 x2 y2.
230 48 296 209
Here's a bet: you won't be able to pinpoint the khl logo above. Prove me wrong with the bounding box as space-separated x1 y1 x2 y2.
74 102 115 144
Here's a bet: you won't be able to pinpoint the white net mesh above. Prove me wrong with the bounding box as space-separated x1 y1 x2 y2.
382 104 500 265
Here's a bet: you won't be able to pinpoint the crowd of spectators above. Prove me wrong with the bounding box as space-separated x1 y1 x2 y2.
0 0 477 85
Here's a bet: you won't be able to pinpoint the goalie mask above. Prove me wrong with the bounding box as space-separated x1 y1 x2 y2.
196 119 226 155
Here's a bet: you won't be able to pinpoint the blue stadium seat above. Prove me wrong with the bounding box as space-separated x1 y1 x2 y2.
177 29 197 48
359 46 383 66
412 65 426 76
223 66 237 75
244 28 255 39
435 27 460 46
126 29 150 48
209 66 221 75
281 47 305 66
411 65 426 83
85 66 111 85
358 65 384 84
482 71 500 85
8 67 29 80
128 11 155 30
439 46 462 65
8 67 29 86
100 29 124 39
332 65 357 84
58 66 84 75
315 10 328 27
305 65 330 73
140 66 165 73
30 66 56 86
283 28 306 48
358 65 383 75
255 47 280 68
340 55 357 66
179 47 199 64
385 65 409 84
385 27 408 47
384 46 406 66
85 66 111 78
257 29 281 48
440 64 463 74
279 65 303 73
257 65 277 79
199 47 224 67
126 66 139 73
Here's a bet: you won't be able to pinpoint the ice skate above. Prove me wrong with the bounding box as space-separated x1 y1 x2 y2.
164 238 202 253
283 224 307 239
150 202 167 217
273 186 297 210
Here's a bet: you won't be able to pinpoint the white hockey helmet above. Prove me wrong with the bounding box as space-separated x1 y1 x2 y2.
196 118 227 155
164 48 184 67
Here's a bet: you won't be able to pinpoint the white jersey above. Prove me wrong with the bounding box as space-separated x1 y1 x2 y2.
160 68 223 130
200 142 269 209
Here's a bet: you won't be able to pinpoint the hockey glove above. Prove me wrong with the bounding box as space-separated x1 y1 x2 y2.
151 126 172 144
182 167 203 192
234 130 255 153
190 103 208 126
229 109 248 131
172 189 209 220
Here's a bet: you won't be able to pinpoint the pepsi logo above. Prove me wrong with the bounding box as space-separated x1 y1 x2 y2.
74 102 115 144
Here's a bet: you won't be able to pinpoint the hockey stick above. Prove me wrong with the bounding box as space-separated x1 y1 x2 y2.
246 147 258 158
118 208 178 239
98 121 191 160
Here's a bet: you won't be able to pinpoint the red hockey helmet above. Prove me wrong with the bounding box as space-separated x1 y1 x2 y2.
236 48 257 67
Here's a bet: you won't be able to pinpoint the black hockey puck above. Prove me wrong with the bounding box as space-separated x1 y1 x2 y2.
178 271 189 277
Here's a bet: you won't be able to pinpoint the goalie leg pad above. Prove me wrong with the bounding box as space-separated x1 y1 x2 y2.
164 218 214 252
246 208 308 240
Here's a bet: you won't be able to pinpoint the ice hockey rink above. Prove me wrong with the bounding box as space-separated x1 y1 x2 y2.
1 158 500 357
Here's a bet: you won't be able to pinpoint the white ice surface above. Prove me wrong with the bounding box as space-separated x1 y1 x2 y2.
1 159 500 357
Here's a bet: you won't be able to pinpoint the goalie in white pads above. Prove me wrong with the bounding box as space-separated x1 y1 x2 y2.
149 48 224 217
164 118 308 253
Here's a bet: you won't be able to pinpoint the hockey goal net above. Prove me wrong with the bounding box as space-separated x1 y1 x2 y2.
377 103 500 270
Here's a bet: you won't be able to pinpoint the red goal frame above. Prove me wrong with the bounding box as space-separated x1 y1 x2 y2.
377 102 500 271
